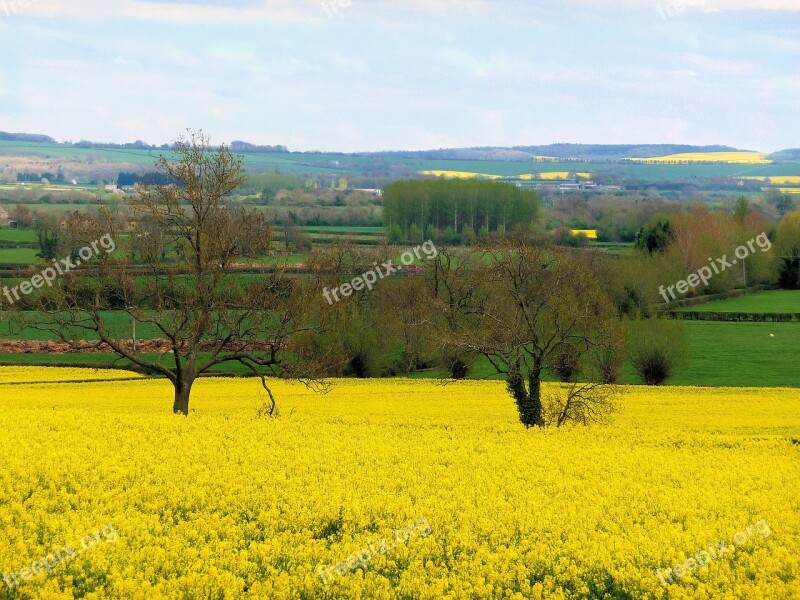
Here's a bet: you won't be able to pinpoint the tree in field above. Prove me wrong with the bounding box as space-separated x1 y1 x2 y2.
373 276 435 375
765 188 796 217
34 213 61 261
628 319 686 385
382 179 540 242
26 132 331 415
431 241 625 428
635 215 674 254
774 211 800 289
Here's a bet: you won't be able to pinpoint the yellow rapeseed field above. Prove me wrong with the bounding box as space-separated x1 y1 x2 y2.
537 172 571 180
0 367 144 385
629 152 772 164
417 171 502 180
1 369 799 599
570 229 598 240
742 176 800 185
418 172 593 182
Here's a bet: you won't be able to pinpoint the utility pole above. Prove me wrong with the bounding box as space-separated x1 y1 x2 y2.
126 306 137 351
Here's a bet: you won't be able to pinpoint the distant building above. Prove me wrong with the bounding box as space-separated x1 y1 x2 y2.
0 206 10 226
355 188 383 197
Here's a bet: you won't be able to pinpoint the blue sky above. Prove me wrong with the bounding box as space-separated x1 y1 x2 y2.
0 0 797 152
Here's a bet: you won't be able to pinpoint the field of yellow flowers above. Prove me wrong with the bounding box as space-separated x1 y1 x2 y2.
1 368 799 599
628 152 772 164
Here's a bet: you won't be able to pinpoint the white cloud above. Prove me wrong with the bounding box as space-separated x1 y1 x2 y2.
563 0 799 11
683 53 755 76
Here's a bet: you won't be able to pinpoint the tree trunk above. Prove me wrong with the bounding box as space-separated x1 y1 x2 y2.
527 369 544 428
173 376 194 416
507 363 544 428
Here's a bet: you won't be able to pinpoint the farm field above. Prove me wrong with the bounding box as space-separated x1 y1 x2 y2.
3 142 800 181
407 321 800 388
0 229 37 243
663 322 800 388
403 159 800 181
2 314 799 387
0 248 41 264
0 370 798 599
678 291 800 313
627 152 771 164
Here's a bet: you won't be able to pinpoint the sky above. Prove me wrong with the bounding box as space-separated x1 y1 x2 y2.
0 0 797 152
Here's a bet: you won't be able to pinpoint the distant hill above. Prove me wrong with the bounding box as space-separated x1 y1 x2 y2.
511 144 744 160
769 149 800 161
0 131 56 144
367 144 747 162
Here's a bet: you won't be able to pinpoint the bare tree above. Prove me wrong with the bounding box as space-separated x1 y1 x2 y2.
543 381 619 428
25 131 331 415
431 240 624 428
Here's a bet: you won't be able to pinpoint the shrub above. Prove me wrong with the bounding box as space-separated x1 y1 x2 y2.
549 347 581 382
628 319 686 385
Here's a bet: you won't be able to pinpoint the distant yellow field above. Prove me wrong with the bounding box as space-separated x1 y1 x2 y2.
629 152 771 164
519 173 574 180
744 176 800 185
418 171 593 182
571 229 598 239
418 170 501 180
778 187 800 194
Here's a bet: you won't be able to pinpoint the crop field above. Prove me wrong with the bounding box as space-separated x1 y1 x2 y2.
3 142 800 181
0 370 798 599
417 171 593 181
627 152 772 164
417 170 503 180
741 176 800 185
407 159 800 181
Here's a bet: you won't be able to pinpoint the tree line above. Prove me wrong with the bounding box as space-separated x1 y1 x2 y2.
14 134 652 428
382 179 540 243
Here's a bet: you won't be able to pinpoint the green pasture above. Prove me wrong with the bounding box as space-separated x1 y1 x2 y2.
678 290 800 314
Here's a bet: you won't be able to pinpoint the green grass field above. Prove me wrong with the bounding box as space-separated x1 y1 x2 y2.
0 352 249 376
0 248 40 264
669 321 800 387
0 311 161 340
0 320 797 387
302 226 384 234
410 320 800 388
680 290 800 313
0 228 37 243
